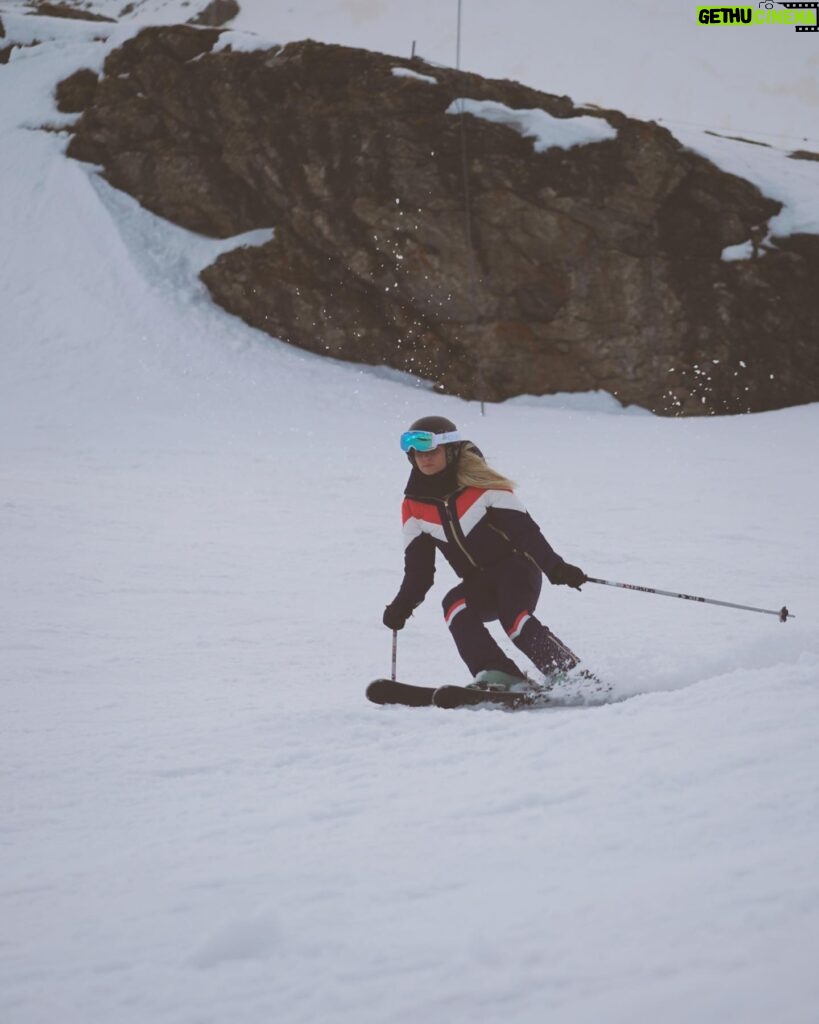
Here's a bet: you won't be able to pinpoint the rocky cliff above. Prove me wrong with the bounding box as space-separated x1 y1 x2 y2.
61 25 819 414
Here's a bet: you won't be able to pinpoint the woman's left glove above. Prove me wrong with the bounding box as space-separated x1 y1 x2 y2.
547 560 587 590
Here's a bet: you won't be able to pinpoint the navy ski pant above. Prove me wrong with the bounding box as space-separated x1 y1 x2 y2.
442 554 578 679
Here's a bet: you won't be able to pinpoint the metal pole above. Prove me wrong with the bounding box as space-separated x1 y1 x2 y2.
586 577 793 622
454 0 485 416
456 0 462 70
391 630 398 680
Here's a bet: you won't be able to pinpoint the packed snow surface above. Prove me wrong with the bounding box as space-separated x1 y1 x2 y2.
1 6 819 1024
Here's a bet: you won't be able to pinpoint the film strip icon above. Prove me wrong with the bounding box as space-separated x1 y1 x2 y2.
776 2 819 32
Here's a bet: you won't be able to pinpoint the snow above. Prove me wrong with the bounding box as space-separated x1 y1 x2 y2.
391 65 438 85
5 0 819 143
211 29 276 55
212 1 819 148
1 5 819 1024
447 98 617 151
722 239 757 262
671 128 819 251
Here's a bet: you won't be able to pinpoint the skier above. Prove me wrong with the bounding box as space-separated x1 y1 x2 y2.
382 415 588 691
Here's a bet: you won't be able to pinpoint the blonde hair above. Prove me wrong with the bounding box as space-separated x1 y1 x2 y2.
456 447 516 491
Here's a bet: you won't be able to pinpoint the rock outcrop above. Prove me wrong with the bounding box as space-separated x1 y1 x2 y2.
63 26 819 414
188 0 240 28
56 68 99 113
30 3 116 23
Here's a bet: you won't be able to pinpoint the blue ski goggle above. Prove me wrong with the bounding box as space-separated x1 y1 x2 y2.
400 429 462 453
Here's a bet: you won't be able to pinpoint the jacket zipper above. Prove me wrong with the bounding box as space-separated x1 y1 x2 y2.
488 521 539 571
441 494 479 570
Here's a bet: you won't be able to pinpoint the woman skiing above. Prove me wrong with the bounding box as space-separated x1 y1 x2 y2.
383 415 588 690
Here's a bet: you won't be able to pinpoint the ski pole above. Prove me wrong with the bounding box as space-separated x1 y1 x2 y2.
586 577 794 622
391 630 398 681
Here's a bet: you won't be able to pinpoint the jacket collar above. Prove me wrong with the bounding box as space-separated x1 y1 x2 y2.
404 462 461 500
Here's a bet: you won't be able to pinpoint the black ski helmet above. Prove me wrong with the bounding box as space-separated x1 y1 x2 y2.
404 415 463 465
408 415 458 435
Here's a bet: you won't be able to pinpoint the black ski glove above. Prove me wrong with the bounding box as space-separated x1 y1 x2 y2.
547 560 587 590
383 599 413 631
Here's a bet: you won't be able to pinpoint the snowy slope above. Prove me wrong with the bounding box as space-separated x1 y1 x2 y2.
4 0 819 144
1 9 819 1024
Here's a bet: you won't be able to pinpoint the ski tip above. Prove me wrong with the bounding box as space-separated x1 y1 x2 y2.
432 685 473 709
365 679 436 707
365 679 394 704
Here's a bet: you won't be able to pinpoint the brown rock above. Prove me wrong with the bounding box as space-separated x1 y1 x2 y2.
789 150 819 163
188 1 241 28
55 68 99 113
62 27 819 415
28 3 116 22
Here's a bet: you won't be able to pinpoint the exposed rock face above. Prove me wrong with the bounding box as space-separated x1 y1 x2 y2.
64 26 819 414
55 68 99 113
188 0 240 28
29 3 116 22
0 16 9 67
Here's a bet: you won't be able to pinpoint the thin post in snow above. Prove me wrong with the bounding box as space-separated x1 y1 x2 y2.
456 0 462 71
454 0 485 416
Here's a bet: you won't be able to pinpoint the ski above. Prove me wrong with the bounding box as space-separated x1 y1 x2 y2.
432 684 539 710
366 678 436 707
366 679 588 711
366 679 535 709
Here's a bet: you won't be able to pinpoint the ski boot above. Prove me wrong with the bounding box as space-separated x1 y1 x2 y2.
467 669 533 693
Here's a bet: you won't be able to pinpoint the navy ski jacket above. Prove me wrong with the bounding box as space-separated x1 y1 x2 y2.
393 470 566 612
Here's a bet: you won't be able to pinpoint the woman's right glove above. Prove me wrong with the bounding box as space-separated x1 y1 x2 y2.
383 599 413 630
547 560 588 590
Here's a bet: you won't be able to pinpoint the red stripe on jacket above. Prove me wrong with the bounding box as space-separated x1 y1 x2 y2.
454 485 513 519
402 498 443 527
